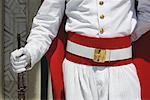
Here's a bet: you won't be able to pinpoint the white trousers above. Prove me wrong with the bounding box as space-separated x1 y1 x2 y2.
62 58 141 100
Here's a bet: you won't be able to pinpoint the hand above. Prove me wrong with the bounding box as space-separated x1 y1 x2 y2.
10 47 31 73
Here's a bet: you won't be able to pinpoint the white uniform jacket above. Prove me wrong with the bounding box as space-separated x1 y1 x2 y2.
25 0 150 67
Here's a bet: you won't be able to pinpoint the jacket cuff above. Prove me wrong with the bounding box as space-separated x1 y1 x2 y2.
24 43 38 68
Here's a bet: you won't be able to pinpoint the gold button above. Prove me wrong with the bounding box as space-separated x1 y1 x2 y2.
99 1 104 5
100 15 105 19
99 28 104 34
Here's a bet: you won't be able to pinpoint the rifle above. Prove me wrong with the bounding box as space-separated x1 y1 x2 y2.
17 33 26 100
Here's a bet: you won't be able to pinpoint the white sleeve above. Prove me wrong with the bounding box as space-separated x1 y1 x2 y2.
131 0 150 41
25 0 65 67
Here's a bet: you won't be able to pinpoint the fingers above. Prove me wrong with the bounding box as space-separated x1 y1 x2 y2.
11 61 28 73
10 54 27 68
12 60 27 66
10 48 28 73
12 68 26 73
19 55 28 61
11 54 27 64
11 48 24 61
11 62 28 70
10 48 31 73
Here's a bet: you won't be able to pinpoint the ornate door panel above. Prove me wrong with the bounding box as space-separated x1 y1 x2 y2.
2 0 42 99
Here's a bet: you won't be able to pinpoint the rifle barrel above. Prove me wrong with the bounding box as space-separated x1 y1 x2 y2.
17 33 26 100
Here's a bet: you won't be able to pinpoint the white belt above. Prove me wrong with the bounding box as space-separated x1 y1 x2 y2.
66 40 132 62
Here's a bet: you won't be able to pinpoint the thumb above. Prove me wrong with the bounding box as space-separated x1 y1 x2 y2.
11 48 24 60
